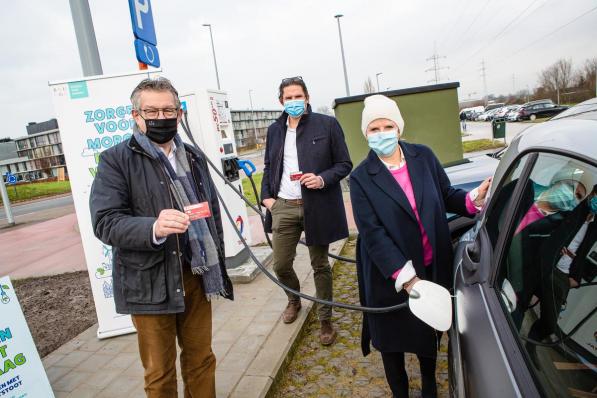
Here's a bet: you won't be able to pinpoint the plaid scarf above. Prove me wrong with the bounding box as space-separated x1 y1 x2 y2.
135 132 226 299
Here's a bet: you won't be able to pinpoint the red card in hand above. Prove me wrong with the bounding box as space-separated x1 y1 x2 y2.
184 202 212 221
290 171 303 181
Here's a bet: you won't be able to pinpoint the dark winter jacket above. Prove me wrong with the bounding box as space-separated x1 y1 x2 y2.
90 135 233 315
261 106 352 245
350 143 473 357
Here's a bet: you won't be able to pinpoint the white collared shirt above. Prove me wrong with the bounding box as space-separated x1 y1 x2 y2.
378 145 406 170
278 122 302 200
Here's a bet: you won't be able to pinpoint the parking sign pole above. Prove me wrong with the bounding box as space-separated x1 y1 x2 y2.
69 0 103 77
0 176 15 226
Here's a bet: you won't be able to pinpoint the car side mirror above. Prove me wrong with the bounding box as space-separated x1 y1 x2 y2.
460 230 490 285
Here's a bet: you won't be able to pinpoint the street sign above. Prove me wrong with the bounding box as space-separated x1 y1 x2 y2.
5 173 16 185
134 39 160 68
127 0 157 45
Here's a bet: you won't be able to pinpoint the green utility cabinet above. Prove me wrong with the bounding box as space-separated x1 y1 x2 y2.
333 82 465 168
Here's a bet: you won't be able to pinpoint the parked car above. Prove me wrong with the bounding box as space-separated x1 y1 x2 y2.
485 103 506 112
517 100 568 121
477 108 500 121
448 98 597 397
493 106 514 120
506 105 522 121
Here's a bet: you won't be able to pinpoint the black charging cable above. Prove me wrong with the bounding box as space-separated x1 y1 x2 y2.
179 113 413 313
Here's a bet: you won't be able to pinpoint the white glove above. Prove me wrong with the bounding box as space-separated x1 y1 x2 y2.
394 260 417 293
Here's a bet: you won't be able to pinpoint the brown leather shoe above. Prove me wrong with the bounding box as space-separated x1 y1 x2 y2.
282 301 301 324
319 320 337 345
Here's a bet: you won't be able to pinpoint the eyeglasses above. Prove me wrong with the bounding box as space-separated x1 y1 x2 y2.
138 108 179 119
281 76 303 84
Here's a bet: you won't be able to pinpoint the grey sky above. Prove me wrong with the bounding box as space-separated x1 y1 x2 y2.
1 0 596 139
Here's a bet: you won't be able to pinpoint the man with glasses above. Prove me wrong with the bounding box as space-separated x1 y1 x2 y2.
90 77 232 397
261 76 352 345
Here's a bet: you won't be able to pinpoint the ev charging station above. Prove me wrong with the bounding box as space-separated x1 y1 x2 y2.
179 89 252 268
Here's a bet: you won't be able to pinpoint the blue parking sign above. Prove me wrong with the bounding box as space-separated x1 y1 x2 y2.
134 39 160 68
128 0 157 46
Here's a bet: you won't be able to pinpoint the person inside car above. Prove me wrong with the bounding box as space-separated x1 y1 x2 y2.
528 184 596 344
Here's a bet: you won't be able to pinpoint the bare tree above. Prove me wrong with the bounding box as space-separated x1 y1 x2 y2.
581 58 597 96
364 77 376 94
538 59 573 103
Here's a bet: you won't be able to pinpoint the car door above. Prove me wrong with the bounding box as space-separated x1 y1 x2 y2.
451 150 597 397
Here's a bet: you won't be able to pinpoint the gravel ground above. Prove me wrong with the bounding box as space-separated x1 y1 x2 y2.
271 238 449 397
12 271 96 357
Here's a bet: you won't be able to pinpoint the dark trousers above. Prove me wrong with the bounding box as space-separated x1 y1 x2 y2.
380 351 437 398
131 265 215 398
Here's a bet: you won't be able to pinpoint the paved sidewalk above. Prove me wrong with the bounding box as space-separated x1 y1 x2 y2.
0 213 86 278
42 239 346 397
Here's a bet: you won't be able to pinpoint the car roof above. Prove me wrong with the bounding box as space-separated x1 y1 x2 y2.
491 101 596 196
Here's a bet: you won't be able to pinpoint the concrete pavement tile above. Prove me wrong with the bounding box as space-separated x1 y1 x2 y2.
47 366 72 384
123 359 145 378
101 352 138 370
43 352 66 368
66 385 102 398
78 338 108 353
52 338 86 356
96 339 130 355
76 353 115 372
54 350 94 368
230 375 272 398
96 374 144 397
52 370 93 392
215 370 242 398
82 369 121 389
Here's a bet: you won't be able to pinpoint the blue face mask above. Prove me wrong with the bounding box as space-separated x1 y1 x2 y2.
540 182 579 212
588 196 597 214
284 100 305 118
367 130 399 157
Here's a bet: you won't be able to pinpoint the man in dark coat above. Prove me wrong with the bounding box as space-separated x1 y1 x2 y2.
261 76 352 345
90 77 231 397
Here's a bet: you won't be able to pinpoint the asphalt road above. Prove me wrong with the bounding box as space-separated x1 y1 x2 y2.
0 194 73 220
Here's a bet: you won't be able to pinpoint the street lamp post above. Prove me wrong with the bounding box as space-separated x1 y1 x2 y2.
203 24 221 90
334 14 350 96
375 72 383 92
248 89 259 149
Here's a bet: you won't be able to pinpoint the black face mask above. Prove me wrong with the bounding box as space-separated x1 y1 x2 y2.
145 118 178 144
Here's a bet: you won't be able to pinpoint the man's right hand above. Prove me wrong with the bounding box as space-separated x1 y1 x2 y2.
155 209 191 238
263 198 276 210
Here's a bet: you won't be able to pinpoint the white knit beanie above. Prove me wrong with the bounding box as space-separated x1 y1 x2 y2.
361 94 405 136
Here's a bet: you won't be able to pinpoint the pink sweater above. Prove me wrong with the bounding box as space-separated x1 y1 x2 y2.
390 164 478 280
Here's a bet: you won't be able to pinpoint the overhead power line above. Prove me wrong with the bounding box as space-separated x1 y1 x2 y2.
494 5 597 67
425 44 449 84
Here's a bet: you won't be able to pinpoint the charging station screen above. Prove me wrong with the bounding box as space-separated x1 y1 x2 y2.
223 143 234 154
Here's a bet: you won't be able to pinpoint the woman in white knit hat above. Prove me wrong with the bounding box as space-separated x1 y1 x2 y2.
349 94 491 397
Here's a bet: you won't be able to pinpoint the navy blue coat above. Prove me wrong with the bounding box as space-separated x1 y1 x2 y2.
350 143 472 357
261 106 352 246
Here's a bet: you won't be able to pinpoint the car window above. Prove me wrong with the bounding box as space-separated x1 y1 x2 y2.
485 154 530 248
493 152 596 397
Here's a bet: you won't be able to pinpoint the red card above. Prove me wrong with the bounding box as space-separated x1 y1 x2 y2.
290 171 303 181
184 202 212 221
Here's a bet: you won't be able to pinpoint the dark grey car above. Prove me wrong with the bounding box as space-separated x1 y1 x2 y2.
449 98 597 397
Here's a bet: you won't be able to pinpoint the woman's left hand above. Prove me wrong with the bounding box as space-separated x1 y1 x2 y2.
475 177 493 206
